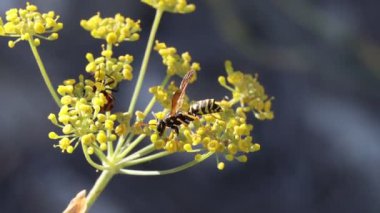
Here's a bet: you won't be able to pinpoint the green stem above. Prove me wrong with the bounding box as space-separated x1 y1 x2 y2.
113 132 129 158
28 39 61 107
117 151 172 168
93 145 111 165
118 134 146 158
123 144 155 161
82 145 108 171
118 152 213 175
86 170 115 210
128 9 164 115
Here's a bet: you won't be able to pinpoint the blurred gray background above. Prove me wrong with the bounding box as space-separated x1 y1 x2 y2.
1 0 379 212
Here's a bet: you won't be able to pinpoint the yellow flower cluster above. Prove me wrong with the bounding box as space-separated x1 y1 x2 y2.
80 13 141 45
0 2 63 47
149 102 261 168
154 41 200 77
142 0 195 14
149 81 190 110
48 75 128 153
85 51 134 84
219 61 274 120
47 11 139 155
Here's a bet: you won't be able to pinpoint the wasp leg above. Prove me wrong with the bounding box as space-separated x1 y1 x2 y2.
172 126 179 135
177 118 190 127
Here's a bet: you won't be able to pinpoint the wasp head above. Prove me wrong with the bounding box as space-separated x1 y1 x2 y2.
157 120 166 136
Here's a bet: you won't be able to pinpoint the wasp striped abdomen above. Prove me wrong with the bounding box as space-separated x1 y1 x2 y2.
189 99 222 116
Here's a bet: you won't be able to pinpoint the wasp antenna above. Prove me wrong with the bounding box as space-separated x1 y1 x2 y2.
151 111 158 120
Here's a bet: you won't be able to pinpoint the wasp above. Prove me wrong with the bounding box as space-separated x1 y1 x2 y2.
100 89 114 112
156 70 197 136
156 71 223 137
94 75 118 112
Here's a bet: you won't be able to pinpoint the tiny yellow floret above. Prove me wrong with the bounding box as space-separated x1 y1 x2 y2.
87 147 94 155
194 154 202 161
48 113 58 124
66 146 74 154
8 40 15 48
81 133 95 145
100 143 107 151
48 131 59 139
217 162 225 170
252 143 261 152
236 155 248 163
183 144 192 152
96 130 107 143
218 76 226 85
150 133 159 143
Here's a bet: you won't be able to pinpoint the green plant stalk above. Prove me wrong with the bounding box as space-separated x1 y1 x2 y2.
118 134 146 158
82 145 108 171
86 169 115 209
93 145 111 165
118 151 172 168
124 143 155 161
28 39 61 107
113 132 130 159
118 152 213 175
128 9 164 115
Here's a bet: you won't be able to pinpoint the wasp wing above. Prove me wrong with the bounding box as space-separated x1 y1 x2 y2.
170 70 195 116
